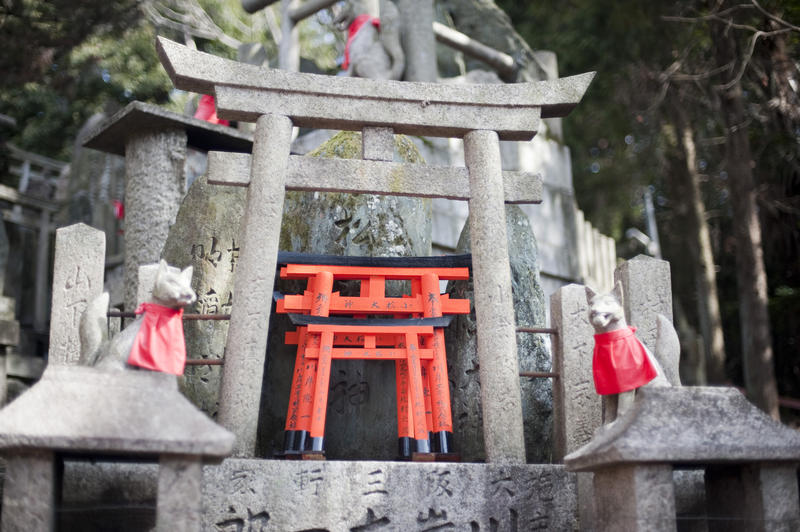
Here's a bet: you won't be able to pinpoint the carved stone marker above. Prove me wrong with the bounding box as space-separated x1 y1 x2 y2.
157 36 593 459
614 255 681 385
162 174 246 417
48 223 105 366
550 284 601 460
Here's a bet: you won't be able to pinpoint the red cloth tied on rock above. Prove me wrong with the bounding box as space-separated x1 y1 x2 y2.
127 303 186 375
592 326 657 395
194 94 229 126
342 14 380 70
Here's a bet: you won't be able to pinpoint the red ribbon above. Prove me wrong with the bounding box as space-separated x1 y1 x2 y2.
342 14 380 70
592 326 657 395
127 303 186 375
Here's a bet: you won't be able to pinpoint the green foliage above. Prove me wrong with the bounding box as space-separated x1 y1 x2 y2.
1 4 171 159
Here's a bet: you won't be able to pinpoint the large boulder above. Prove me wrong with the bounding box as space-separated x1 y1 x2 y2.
446 205 552 462
258 131 433 459
161 173 246 418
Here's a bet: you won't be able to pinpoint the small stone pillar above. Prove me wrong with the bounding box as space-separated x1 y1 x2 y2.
279 0 300 71
156 454 204 531
48 223 106 366
593 464 677 531
550 284 601 460
397 0 437 81
550 284 602 532
123 127 186 312
464 129 525 463
614 255 672 351
218 114 293 456
1 449 57 531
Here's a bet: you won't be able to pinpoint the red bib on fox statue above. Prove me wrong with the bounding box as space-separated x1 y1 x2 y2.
127 303 186 375
592 326 657 395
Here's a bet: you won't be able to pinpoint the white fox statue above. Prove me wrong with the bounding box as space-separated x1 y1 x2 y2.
80 260 196 374
585 282 679 422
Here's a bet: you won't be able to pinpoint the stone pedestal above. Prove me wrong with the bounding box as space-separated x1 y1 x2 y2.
565 387 800 531
156 454 204 532
593 464 676 532
123 128 186 312
1 449 57 532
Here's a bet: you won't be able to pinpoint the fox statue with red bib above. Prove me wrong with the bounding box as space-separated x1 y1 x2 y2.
80 260 196 376
585 283 673 422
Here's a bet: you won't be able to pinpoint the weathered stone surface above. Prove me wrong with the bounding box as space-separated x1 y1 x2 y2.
218 114 293 457
593 464 676 532
564 387 800 471
83 101 253 158
0 296 14 321
156 36 594 140
462 130 525 463
362 126 395 161
57 459 578 530
259 130 433 460
1 450 56 531
207 150 543 203
4 353 44 379
446 205 551 463
0 365 234 456
162 173 246 418
48 223 105 366
202 459 577 530
157 455 203 531
123 127 186 312
550 284 602 461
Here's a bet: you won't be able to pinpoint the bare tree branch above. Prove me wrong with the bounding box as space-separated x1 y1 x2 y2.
142 0 242 50
751 0 800 33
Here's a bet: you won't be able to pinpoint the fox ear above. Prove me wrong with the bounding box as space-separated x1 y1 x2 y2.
584 285 597 304
181 265 193 283
156 259 168 279
612 280 624 305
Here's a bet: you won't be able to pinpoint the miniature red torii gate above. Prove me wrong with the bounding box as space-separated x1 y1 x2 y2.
157 36 594 462
275 256 470 458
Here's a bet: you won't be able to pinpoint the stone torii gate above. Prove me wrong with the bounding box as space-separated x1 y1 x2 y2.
157 36 593 461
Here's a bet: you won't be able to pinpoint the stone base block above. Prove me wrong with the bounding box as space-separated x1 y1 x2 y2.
203 459 577 531
593 464 676 531
58 459 578 530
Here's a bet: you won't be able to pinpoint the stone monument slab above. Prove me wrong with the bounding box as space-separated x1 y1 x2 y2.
48 224 105 366
202 459 577 530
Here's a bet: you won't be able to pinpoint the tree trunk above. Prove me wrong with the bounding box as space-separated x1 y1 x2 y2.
673 106 727 384
712 19 779 419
